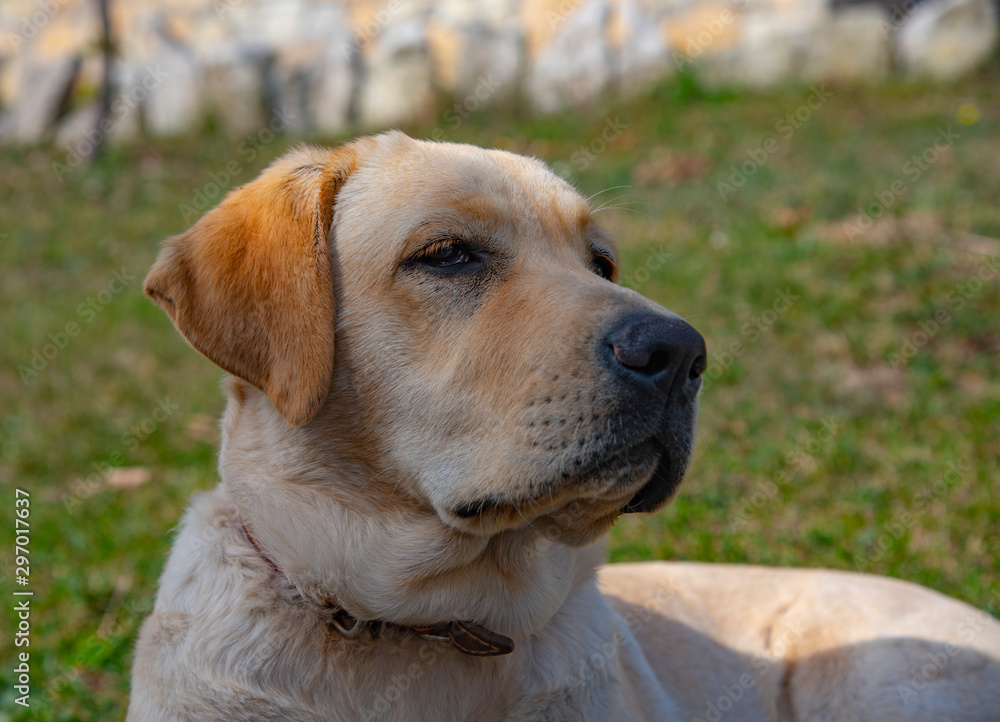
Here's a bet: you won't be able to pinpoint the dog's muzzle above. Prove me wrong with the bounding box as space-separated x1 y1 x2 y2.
602 312 706 513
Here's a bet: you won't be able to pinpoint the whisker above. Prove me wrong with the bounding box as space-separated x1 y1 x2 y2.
592 196 656 215
593 205 655 220
600 199 655 207
696 408 725 426
592 194 629 213
586 185 632 204
347 467 392 502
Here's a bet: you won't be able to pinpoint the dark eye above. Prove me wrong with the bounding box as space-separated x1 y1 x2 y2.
592 255 615 281
419 242 472 268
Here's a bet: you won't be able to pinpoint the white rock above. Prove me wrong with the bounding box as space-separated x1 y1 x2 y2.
802 5 890 81
53 76 140 155
142 32 201 136
527 0 611 114
307 3 355 135
430 0 520 28
611 0 669 91
268 49 319 134
452 25 523 98
357 17 434 129
240 0 312 48
1 0 998 144
54 101 102 151
310 45 355 136
897 0 999 79
202 49 268 135
719 5 825 87
114 60 167 134
0 51 26 118
0 56 80 143
647 0 704 22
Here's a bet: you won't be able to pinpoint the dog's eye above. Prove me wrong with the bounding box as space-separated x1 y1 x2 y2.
419 242 472 268
592 255 615 281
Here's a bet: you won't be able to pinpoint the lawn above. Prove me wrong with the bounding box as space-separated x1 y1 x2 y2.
2 64 999 720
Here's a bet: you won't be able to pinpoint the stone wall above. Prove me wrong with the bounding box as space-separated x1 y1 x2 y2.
0 0 996 146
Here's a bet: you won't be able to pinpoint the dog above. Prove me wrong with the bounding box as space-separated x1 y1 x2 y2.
129 132 1000 721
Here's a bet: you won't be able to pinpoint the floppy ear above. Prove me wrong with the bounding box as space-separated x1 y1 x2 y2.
144 143 363 426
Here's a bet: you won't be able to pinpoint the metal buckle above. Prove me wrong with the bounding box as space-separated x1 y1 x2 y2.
329 610 367 639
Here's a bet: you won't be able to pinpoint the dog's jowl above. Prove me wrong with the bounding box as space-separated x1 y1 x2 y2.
129 132 1000 722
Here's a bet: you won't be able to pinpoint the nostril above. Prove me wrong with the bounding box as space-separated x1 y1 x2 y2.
612 342 648 372
638 349 672 377
612 344 673 377
689 354 707 381
606 313 707 393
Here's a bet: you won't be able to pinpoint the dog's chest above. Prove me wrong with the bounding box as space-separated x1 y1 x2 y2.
137 489 670 721
326 635 632 722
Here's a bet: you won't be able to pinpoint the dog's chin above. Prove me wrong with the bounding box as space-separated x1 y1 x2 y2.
533 499 627 547
441 431 692 542
620 444 691 514
620 400 698 514
442 494 627 547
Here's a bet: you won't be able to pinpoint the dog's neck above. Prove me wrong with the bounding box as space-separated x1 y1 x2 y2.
218 386 603 639
240 519 517 655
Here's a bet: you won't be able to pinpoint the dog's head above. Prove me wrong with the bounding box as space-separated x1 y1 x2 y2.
146 132 705 548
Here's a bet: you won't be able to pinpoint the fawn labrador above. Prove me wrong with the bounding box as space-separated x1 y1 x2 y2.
129 132 1000 721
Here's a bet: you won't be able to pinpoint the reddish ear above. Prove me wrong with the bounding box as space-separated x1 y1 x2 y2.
144 143 363 426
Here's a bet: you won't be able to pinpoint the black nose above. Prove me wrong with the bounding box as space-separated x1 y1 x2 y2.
605 312 706 397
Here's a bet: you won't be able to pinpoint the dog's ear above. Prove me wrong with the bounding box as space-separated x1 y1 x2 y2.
144 143 365 426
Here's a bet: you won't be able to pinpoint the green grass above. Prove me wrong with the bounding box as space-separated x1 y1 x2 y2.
2 64 1000 719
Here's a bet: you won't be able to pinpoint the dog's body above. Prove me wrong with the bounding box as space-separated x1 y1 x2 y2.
131 486 1000 721
129 133 1000 721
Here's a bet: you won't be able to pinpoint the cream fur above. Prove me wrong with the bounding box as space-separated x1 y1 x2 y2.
129 133 1000 721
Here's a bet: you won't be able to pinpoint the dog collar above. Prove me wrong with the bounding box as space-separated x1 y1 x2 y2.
241 522 514 657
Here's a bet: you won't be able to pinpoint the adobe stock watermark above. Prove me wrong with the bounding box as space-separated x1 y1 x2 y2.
178 109 293 223
427 73 502 141
877 0 922 38
213 0 241 18
896 607 997 704
62 397 179 512
545 0 587 30
358 555 680 719
33 590 155 715
716 84 834 200
4 0 68 55
703 287 800 390
18 269 135 384
551 115 630 183
560 585 680 693
340 0 402 58
843 126 961 238
692 616 808 722
566 116 629 174
887 254 998 370
52 64 169 181
359 637 453 720
727 417 841 532
669 0 747 72
853 458 969 572
620 246 671 291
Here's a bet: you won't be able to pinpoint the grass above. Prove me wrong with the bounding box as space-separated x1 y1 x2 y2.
2 63 999 719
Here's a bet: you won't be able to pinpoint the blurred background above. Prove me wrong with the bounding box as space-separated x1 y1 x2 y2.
1 0 999 718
